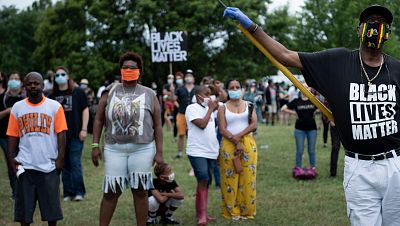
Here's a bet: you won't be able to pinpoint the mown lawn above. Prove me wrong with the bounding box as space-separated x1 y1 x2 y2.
0 120 349 226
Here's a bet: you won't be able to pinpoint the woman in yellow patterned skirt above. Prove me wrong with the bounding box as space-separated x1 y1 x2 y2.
217 79 258 220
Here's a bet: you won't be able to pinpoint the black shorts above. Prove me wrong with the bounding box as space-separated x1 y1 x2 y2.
15 169 63 223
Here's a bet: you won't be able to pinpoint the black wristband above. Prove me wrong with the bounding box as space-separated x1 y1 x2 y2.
250 24 259 34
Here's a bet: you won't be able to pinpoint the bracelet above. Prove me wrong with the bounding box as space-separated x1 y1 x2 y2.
250 24 259 34
91 143 99 148
81 129 87 132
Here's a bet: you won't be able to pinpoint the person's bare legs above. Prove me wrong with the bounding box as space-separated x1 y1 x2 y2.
99 188 122 226
132 187 148 226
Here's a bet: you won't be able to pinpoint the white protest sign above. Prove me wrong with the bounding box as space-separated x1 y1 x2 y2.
151 31 188 63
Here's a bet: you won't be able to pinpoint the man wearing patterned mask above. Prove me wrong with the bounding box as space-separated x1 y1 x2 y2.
224 4 400 225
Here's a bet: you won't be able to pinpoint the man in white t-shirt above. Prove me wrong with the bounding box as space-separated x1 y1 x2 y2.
7 72 68 226
185 86 219 225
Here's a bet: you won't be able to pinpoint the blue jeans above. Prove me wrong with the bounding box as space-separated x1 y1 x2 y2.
0 138 18 199
62 138 85 197
188 156 216 184
294 129 317 167
0 138 17 198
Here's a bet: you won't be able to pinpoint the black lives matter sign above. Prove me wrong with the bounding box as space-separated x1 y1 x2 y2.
151 31 188 63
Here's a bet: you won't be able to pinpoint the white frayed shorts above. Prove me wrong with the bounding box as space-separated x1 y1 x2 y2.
103 142 155 193
343 150 400 226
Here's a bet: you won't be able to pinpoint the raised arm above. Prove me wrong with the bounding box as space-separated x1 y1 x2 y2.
223 7 303 70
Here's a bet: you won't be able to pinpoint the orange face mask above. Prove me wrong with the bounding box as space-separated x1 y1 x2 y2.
121 69 140 81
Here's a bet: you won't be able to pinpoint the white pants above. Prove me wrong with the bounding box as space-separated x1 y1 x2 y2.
343 150 400 226
148 196 183 212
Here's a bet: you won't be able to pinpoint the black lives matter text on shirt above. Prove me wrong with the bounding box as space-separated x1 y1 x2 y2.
299 48 400 155
286 98 318 131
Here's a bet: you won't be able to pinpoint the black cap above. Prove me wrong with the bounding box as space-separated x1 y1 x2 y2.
359 5 393 25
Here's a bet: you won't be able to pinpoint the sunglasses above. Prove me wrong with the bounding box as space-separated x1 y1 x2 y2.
55 73 67 77
121 65 139 69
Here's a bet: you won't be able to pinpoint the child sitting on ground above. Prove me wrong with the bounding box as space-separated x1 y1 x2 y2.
147 163 184 225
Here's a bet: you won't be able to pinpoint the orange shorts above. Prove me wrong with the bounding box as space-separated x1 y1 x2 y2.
176 113 187 136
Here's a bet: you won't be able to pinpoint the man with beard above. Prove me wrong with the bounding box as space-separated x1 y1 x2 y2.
7 72 67 226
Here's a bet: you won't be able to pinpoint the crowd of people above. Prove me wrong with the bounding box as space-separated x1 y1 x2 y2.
0 57 342 226
0 3 398 226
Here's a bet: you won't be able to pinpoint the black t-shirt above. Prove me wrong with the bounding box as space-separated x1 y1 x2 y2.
148 178 179 197
49 87 88 139
175 86 196 114
287 98 317 131
299 48 400 155
0 93 23 138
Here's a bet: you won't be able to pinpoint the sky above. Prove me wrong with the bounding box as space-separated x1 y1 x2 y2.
0 0 305 14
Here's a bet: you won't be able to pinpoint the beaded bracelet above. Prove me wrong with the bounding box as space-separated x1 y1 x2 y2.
91 143 99 149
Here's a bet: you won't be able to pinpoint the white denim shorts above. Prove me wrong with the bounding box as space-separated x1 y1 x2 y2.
103 142 155 193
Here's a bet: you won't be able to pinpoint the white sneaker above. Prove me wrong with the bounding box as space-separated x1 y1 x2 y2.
74 195 84 201
63 196 72 201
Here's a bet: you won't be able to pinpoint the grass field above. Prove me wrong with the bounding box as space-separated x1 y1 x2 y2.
0 119 350 226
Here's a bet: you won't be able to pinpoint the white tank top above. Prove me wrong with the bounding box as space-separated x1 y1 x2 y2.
224 102 249 135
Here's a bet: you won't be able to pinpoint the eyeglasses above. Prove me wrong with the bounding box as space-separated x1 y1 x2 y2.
55 73 67 77
121 65 139 69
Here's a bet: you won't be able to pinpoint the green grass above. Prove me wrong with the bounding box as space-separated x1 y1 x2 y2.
0 120 349 226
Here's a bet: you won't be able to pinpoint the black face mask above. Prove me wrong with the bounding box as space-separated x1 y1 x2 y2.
359 22 390 49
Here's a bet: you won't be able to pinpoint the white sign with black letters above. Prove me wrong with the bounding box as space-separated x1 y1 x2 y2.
151 31 188 63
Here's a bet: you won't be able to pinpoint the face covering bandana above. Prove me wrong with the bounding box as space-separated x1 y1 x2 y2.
8 80 21 90
121 68 140 81
166 173 175 183
360 22 390 49
228 90 242 99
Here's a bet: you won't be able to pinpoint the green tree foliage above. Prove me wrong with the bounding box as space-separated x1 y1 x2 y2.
2 0 400 89
33 0 87 81
295 0 400 57
0 5 43 74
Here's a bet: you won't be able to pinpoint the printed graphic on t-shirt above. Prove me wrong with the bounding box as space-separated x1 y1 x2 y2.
110 93 145 136
349 83 398 140
55 95 73 111
17 113 52 136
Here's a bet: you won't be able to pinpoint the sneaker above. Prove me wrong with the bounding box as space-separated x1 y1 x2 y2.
160 217 180 225
146 218 157 225
175 152 182 158
63 196 72 201
304 167 317 179
188 168 195 176
74 195 84 201
292 166 306 179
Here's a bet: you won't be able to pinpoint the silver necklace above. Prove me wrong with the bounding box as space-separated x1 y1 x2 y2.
359 51 384 87
121 83 137 96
